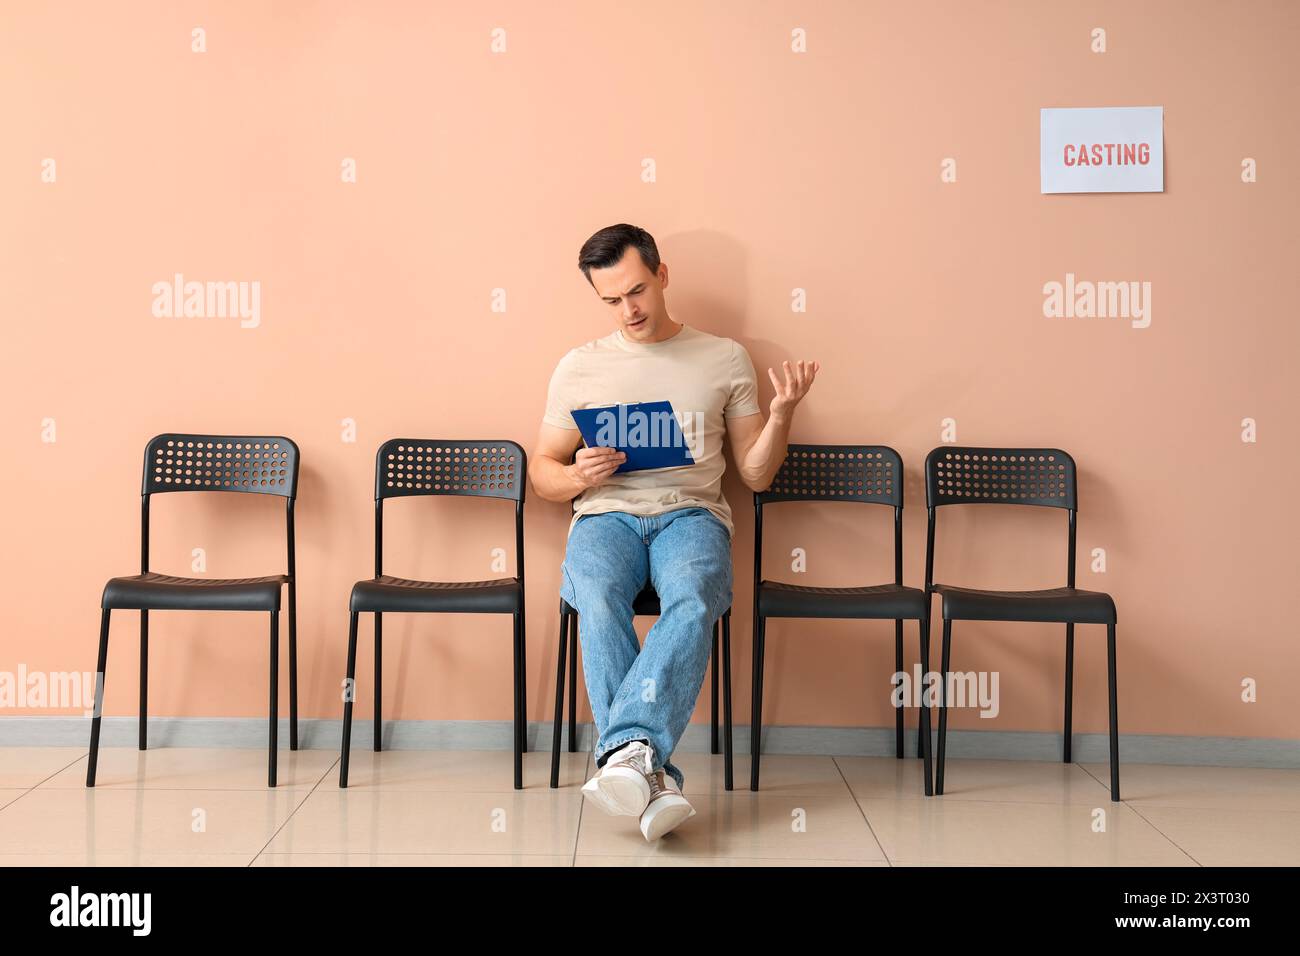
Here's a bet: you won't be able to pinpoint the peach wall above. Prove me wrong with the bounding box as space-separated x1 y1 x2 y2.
2 1 1296 740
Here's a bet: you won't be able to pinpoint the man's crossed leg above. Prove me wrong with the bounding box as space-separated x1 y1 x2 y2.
559 506 733 840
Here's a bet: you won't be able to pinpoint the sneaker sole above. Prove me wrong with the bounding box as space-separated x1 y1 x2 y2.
583 767 651 816
640 799 695 841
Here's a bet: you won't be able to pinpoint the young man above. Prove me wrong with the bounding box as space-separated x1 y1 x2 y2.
529 223 819 840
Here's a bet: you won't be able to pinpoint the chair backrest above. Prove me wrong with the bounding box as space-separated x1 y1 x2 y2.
138 433 300 576
925 447 1075 510
371 439 527 580
754 444 906 587
375 439 525 502
757 445 902 506
143 434 299 498
923 446 1078 590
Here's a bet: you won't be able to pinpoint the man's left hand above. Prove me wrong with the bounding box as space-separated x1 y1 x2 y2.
767 359 820 422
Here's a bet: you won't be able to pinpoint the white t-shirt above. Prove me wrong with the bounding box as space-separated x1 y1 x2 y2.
543 323 761 538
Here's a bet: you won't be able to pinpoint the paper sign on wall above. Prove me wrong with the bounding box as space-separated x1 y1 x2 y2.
1040 107 1164 194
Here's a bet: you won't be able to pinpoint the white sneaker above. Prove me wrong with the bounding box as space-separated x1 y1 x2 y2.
639 770 696 841
581 741 655 816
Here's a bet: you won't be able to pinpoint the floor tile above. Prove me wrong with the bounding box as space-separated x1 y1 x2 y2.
575 855 888 867
1134 806 1300 866
0 748 89 788
265 789 582 856
1081 762 1300 812
577 791 886 862
42 747 336 791
862 797 1196 866
333 749 588 792
0 788 307 856
677 752 855 797
838 756 1111 804
252 852 573 867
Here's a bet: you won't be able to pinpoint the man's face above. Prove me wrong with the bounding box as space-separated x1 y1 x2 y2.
589 246 673 343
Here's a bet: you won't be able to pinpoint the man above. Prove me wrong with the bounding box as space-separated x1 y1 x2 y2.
529 223 819 840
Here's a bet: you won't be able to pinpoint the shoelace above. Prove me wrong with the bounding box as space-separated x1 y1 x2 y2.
645 771 666 801
613 742 655 777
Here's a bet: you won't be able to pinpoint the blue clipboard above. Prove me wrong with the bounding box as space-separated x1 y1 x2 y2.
570 400 696 474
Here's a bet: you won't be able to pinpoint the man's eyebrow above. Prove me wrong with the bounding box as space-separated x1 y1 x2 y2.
602 283 645 301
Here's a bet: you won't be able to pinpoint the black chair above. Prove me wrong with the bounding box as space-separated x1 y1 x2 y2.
550 585 734 790
751 445 933 795
924 446 1119 801
340 439 528 790
87 433 301 788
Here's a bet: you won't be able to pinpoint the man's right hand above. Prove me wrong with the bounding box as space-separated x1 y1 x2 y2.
566 446 627 489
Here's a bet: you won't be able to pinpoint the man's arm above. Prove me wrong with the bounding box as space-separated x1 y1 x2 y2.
727 410 791 492
727 358 820 492
529 421 626 502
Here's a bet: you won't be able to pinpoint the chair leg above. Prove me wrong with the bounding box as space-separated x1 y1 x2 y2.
1107 622 1120 802
894 619 904 759
917 614 931 759
550 605 569 790
710 620 720 755
139 610 149 751
749 614 766 791
935 619 952 795
512 612 523 790
512 600 522 759
567 612 578 753
86 608 111 788
722 611 734 791
373 611 383 752
919 618 934 796
339 612 359 788
288 580 299 751
1063 622 1075 762
268 610 279 788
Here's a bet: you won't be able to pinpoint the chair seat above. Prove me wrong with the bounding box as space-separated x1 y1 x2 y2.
934 584 1116 624
350 575 521 614
757 580 928 620
561 585 732 619
631 586 660 616
102 572 286 611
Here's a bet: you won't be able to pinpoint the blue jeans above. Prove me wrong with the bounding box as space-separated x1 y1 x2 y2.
559 507 733 791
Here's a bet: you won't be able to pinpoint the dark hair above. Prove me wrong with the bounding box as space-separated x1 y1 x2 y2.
577 224 661 286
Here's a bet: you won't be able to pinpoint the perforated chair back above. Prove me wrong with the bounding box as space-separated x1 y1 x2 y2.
375 439 525 502
925 447 1075 510
757 445 902 506
143 434 299 498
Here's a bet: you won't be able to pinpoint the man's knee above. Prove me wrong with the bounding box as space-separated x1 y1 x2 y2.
654 568 732 623
653 545 733 615
561 517 648 612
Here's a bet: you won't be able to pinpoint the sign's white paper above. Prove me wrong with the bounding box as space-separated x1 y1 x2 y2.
1041 107 1164 194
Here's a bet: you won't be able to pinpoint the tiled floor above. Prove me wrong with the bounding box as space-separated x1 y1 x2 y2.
0 746 1295 866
